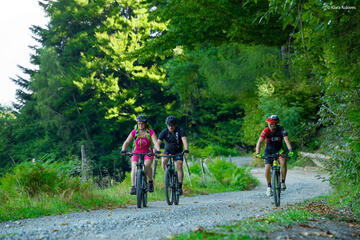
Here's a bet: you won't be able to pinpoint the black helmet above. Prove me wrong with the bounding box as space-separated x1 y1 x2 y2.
165 115 177 126
136 114 148 123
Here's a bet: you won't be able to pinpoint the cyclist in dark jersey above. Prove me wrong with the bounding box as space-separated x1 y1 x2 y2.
157 115 189 195
255 115 294 196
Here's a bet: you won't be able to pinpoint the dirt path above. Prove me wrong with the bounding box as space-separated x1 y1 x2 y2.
0 157 331 240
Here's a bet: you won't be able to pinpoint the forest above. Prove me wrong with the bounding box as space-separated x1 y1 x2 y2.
0 0 359 199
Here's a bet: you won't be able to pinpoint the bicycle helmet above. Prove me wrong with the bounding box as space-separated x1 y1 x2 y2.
136 114 148 123
165 115 177 126
266 115 280 123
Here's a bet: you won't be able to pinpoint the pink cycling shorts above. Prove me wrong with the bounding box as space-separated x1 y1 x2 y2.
131 150 154 163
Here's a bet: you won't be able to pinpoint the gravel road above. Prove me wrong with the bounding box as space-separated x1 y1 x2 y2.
0 157 331 240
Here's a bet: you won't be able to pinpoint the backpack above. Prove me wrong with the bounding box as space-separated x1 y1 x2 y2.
132 125 152 150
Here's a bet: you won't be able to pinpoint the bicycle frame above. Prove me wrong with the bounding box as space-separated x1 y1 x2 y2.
156 153 183 205
264 152 288 207
125 152 153 208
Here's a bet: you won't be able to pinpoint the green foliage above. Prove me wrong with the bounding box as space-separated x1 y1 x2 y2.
328 183 360 218
0 159 81 197
187 159 258 191
147 0 290 51
208 160 258 190
190 145 238 159
199 44 282 97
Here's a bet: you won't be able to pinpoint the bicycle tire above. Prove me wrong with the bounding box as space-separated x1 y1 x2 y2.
174 171 179 205
136 169 143 208
143 174 148 207
276 171 281 205
152 159 157 179
271 169 281 207
164 168 173 205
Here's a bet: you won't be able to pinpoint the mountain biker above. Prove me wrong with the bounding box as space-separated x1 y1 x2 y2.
157 115 189 195
121 115 160 195
255 115 294 197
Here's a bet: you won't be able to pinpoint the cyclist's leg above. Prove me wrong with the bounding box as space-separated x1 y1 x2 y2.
130 157 138 194
144 157 154 192
131 156 139 186
175 158 184 183
264 163 271 185
279 156 287 182
174 154 184 195
162 151 169 171
144 158 153 182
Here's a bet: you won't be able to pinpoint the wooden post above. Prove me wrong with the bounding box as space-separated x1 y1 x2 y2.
81 145 87 181
200 158 205 180
220 156 223 161
203 160 213 177
192 155 195 165
183 156 192 186
228 155 232 163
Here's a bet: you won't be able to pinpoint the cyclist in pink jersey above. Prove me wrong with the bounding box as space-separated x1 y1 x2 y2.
121 115 160 195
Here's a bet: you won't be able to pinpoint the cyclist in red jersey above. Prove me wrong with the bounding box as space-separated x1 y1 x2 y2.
255 115 294 197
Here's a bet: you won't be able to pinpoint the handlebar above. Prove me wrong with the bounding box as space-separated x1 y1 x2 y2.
122 152 154 157
155 152 184 158
122 151 188 158
261 152 289 159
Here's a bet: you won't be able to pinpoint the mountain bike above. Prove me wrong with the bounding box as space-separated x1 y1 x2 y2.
156 152 183 205
125 152 153 208
263 152 289 207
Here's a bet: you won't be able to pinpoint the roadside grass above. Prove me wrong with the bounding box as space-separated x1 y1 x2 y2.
174 208 318 239
0 157 258 222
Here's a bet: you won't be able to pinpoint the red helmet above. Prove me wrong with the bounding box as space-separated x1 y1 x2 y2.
266 115 280 123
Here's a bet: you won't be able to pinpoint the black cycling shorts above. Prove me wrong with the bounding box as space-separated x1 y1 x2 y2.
264 154 287 165
163 150 183 161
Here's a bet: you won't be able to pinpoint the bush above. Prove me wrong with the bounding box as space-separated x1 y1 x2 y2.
0 159 83 197
208 159 258 190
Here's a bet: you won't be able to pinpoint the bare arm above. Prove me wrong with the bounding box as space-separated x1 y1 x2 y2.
157 139 162 149
151 133 160 152
283 136 293 151
121 133 134 151
182 136 189 151
256 137 265 154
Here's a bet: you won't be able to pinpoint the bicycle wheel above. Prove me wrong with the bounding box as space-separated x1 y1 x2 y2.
136 169 143 208
164 168 173 205
174 171 179 205
143 174 148 207
152 159 157 179
271 169 281 207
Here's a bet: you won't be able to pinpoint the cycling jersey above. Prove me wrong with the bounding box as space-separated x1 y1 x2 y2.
158 128 186 154
260 125 288 156
130 128 155 162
